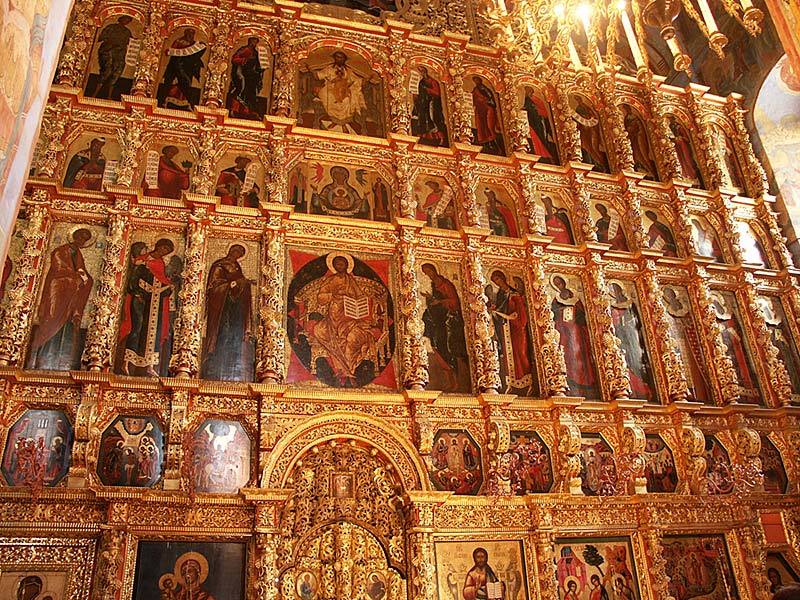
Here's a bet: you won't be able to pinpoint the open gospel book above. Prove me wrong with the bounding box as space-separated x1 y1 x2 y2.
343 296 370 320
487 581 504 599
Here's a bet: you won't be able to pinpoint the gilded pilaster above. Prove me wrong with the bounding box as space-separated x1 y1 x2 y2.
83 208 131 371
256 220 287 383
681 425 708 495
620 182 647 251
203 4 235 108
621 420 647 494
724 95 767 199
639 519 677 600
398 225 429 390
716 196 745 264
190 119 223 197
516 158 540 234
68 383 100 488
55 0 98 88
0 195 51 366
736 510 772 600
463 235 501 393
408 530 435 600
567 167 597 243
742 273 793 406
131 0 168 98
754 200 794 269
526 244 569 397
386 23 412 136
261 125 290 206
169 210 209 378
114 109 148 189
91 528 128 600
164 389 189 490
35 98 72 179
557 416 583 494
393 140 416 218
499 58 527 153
272 14 301 117
551 69 582 163
668 184 699 256
642 260 689 401
254 532 280 600
597 73 634 172
690 267 739 403
585 252 630 400
686 89 724 190
532 513 559 598
444 34 472 144
456 150 482 227
640 73 681 181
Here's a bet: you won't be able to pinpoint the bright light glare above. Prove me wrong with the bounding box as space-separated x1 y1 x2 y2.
576 3 593 20
616 0 627 10
554 3 566 18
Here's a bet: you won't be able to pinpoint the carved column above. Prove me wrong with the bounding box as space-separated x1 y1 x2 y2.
681 425 707 495
114 109 148 188
456 151 482 227
499 57 527 154
0 195 51 366
444 34 472 145
742 273 793 406
254 532 281 600
686 88 723 190
557 416 582 494
386 23 412 136
715 196 745 264
407 497 437 600
668 185 699 256
68 383 100 488
203 5 234 108
724 95 767 199
532 509 559 598
642 260 689 402
689 267 739 403
517 159 540 234
567 167 597 243
736 509 772 600
526 244 568 397
585 253 630 400
597 73 634 173
83 208 131 371
620 182 647 252
170 210 209 378
398 225 429 390
131 0 168 98
91 528 128 600
272 15 301 117
256 219 287 383
754 200 794 270
639 518 677 600
260 126 289 206
550 68 582 163
393 140 416 219
163 389 189 490
56 0 98 87
640 73 681 181
190 119 222 197
621 421 647 494
35 98 72 179
733 423 765 492
463 235 501 393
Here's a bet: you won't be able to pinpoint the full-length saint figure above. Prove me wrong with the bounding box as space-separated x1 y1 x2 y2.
522 87 558 163
761 297 800 395
86 16 134 99
421 263 469 392
63 138 107 191
488 270 534 395
470 76 505 156
595 203 627 251
463 548 504 600
144 146 192 199
202 245 255 381
663 287 711 403
117 238 176 377
542 195 574 244
609 282 654 401
551 276 598 398
215 156 259 208
691 218 723 262
227 37 267 119
572 98 609 172
669 117 704 186
27 228 94 370
645 210 677 256
412 66 448 147
417 179 457 230
712 292 760 402
622 104 658 179
484 189 517 237
158 28 206 110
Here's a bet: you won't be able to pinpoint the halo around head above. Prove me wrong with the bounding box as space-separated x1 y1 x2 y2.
564 575 580 591
326 252 354 274
227 242 247 259
174 551 209 586
68 226 96 248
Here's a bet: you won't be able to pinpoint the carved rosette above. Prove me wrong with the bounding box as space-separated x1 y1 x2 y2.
691 270 739 403
131 0 168 97
0 196 50 365
190 120 223 197
115 110 148 188
399 228 429 390
83 210 130 371
686 90 723 190
586 254 630 399
56 0 97 87
254 533 280 600
256 223 287 383
527 245 568 396
272 18 300 117
557 420 583 494
622 422 647 494
681 425 707 495
463 238 501 392
35 98 71 178
597 74 634 173
724 96 767 199
91 528 127 600
743 274 793 406
203 9 235 108
640 72 681 180
445 39 472 144
642 261 689 401
387 33 411 136
457 153 482 227
170 212 209 378
568 170 597 243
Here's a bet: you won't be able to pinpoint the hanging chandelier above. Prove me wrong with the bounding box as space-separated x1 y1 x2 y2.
481 0 765 77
